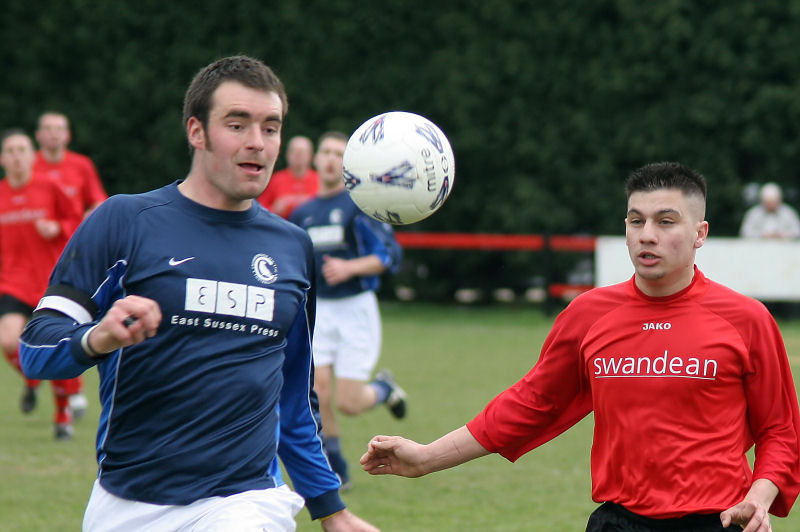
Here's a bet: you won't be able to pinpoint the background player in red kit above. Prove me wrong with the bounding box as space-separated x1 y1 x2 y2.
257 135 318 219
0 129 82 439
34 111 107 217
361 162 800 532
34 111 108 417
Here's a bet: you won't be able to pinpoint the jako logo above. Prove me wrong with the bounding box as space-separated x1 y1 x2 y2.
643 322 671 331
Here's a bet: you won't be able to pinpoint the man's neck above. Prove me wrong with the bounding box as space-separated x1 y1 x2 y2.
41 147 66 163
5 172 31 189
289 166 308 178
318 182 345 198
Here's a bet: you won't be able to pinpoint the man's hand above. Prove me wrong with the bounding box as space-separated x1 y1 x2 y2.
321 255 355 286
85 295 162 356
720 500 771 531
360 435 430 478
34 219 61 239
720 478 778 532
320 509 379 531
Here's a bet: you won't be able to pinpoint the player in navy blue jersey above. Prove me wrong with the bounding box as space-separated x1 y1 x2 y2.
19 56 377 532
290 131 406 491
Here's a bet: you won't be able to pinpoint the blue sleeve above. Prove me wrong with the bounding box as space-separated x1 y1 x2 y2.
20 318 101 379
354 214 402 274
20 197 128 380
277 276 345 519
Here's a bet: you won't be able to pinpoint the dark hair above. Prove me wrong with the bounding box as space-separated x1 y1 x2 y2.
182 55 288 134
317 131 348 146
1 128 31 146
625 162 707 201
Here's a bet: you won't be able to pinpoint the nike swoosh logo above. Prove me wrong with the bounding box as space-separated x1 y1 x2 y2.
168 257 196 266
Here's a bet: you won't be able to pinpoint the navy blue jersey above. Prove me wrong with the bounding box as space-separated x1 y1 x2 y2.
290 190 401 298
19 182 343 518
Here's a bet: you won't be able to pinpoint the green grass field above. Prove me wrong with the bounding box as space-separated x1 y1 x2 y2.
2 303 800 531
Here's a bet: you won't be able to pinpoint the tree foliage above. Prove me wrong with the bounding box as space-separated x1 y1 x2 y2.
3 0 800 297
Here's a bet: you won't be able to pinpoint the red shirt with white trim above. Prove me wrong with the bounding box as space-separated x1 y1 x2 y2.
34 150 107 218
0 174 83 306
467 268 800 518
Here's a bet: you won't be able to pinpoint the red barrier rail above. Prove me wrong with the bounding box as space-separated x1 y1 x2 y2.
394 232 598 305
395 232 596 252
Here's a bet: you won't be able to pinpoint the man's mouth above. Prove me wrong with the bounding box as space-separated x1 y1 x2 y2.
239 163 264 174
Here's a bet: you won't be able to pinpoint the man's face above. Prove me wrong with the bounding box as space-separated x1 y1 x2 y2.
625 188 708 296
0 134 35 180
188 81 283 207
286 137 313 173
36 114 70 151
314 137 346 190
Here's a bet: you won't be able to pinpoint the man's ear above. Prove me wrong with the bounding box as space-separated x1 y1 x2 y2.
187 117 206 151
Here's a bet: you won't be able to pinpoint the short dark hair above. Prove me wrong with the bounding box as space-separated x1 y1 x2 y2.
317 131 348 147
1 128 30 146
625 162 707 201
182 55 288 132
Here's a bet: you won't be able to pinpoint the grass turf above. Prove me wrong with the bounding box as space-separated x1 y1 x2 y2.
1 302 799 530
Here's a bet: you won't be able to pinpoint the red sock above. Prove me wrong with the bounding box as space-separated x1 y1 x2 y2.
3 347 40 388
54 391 72 425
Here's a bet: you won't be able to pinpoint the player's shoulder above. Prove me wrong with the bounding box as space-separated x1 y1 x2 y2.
700 276 768 316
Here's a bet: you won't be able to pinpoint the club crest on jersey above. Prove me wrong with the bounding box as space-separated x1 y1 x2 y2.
251 254 279 285
329 208 343 225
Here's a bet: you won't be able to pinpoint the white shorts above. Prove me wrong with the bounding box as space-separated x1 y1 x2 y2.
82 480 305 532
313 291 381 381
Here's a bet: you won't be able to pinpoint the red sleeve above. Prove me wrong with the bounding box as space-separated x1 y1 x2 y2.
78 155 107 208
467 300 595 461
744 314 800 516
51 179 83 239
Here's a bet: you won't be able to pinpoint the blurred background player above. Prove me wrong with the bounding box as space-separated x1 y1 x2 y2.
0 129 82 440
34 111 108 418
258 135 318 218
740 182 800 239
290 131 406 491
34 111 107 217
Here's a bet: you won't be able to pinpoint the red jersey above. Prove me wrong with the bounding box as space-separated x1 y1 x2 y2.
257 167 319 219
467 268 800 518
0 175 83 307
34 150 107 219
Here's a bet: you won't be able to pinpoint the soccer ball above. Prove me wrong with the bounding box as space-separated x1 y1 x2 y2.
343 111 455 225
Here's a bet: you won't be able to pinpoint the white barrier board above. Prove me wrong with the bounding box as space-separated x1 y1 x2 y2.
595 236 800 301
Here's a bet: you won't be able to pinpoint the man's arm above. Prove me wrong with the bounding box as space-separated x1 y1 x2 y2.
360 425 490 478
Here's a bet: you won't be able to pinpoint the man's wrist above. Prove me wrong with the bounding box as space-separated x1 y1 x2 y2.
80 324 102 358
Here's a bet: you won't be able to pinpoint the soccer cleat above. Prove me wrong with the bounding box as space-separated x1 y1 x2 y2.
375 369 407 419
20 386 38 414
69 393 89 420
54 422 74 441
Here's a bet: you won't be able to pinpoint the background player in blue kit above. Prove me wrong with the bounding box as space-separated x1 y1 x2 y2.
290 131 406 490
19 56 377 531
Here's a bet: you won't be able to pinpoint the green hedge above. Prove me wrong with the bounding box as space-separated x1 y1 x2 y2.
3 0 800 298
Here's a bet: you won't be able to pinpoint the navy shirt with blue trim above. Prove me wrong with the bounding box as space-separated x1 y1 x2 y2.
19 182 343 519
290 190 402 299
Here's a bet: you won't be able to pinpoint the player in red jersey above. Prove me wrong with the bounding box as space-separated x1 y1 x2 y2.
34 111 108 417
0 129 83 439
257 135 318 218
361 162 800 532
34 111 107 217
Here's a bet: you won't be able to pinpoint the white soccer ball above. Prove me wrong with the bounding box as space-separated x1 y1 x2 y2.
343 111 455 225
